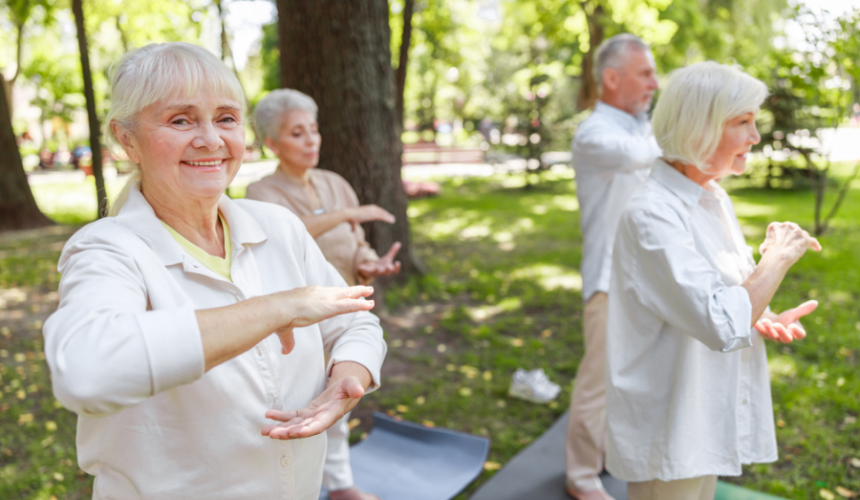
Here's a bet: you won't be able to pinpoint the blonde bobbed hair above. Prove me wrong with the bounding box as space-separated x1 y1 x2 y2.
652 61 768 172
106 42 246 216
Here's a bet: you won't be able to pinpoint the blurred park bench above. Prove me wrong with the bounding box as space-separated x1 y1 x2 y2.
402 142 485 165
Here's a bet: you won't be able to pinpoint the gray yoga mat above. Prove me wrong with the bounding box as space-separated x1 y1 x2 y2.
470 411 787 500
319 412 491 500
470 411 626 500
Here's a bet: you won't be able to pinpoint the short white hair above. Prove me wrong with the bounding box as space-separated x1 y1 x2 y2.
652 61 768 171
594 33 650 86
254 89 318 143
104 42 246 152
105 42 245 216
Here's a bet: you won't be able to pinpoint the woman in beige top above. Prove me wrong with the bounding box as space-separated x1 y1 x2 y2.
246 89 399 500
246 89 401 287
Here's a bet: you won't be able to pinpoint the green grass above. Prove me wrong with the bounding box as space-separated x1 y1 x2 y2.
2 171 859 499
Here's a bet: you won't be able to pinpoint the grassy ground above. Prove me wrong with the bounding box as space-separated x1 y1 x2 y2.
1 171 859 499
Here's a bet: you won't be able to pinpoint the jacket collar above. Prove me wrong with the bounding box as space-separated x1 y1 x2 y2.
115 183 267 266
650 159 705 209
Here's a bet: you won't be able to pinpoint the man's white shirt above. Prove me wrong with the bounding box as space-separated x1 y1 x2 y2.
572 100 662 302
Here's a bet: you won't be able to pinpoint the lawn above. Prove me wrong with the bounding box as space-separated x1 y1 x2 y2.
1 170 858 499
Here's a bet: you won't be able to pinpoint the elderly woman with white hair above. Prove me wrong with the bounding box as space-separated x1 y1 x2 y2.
604 62 821 500
246 89 401 500
42 42 386 500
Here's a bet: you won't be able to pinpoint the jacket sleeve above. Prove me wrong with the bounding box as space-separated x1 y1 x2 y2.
42 229 204 416
300 227 387 392
617 208 753 352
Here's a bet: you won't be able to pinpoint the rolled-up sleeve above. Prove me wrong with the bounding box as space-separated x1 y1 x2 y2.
300 228 387 392
618 208 753 352
43 231 205 416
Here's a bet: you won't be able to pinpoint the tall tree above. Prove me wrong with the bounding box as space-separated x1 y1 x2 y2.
72 0 107 218
394 0 415 130
275 0 422 278
0 78 53 231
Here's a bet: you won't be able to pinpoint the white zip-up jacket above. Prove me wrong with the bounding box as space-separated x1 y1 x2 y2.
43 185 386 500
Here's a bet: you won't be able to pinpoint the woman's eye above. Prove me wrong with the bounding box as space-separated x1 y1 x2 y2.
219 116 237 123
172 119 189 125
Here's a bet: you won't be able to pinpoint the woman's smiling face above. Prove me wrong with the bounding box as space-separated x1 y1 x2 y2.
705 110 761 178
120 90 245 202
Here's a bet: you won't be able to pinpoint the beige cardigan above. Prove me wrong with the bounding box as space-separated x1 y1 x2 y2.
246 168 379 285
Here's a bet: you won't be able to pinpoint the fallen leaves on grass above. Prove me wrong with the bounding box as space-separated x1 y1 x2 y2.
835 486 855 498
458 387 472 397
483 461 501 471
18 413 33 424
348 418 361 430
850 457 860 468
396 405 409 413
415 396 426 405
821 489 836 500
510 338 524 347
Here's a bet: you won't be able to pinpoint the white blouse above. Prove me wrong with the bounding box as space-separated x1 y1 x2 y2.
605 160 777 482
43 186 386 500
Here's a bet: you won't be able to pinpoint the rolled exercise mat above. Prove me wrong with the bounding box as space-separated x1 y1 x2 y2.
469 411 787 500
319 412 490 500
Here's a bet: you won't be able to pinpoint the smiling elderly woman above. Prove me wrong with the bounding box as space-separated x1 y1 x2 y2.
42 42 386 500
604 62 822 500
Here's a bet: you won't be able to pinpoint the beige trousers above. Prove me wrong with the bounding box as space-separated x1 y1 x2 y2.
627 476 717 500
565 292 608 492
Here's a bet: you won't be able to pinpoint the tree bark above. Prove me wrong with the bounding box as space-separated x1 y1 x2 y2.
0 76 53 232
576 1 604 112
72 0 107 219
395 0 415 130
276 0 423 278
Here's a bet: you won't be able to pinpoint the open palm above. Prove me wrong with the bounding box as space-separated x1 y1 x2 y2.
755 300 818 343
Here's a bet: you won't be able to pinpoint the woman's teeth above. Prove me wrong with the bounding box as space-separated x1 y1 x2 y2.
185 160 223 166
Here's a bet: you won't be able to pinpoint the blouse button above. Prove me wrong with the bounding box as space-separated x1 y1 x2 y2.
280 455 292 468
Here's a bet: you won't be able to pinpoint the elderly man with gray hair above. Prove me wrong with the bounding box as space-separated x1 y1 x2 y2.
565 33 661 500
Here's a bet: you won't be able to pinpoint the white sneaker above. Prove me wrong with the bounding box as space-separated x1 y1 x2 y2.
508 368 561 403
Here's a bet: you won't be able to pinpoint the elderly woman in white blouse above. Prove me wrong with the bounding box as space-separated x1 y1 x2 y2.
605 62 821 500
42 42 386 500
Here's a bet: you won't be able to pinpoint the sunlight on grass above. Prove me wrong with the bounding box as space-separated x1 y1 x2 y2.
510 264 583 291
768 355 798 380
467 297 522 321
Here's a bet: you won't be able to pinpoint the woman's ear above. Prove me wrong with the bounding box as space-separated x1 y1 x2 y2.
112 121 142 164
264 136 280 158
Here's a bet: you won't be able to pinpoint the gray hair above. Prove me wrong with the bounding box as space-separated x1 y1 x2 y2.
652 61 768 172
105 42 246 216
594 34 650 86
254 89 318 143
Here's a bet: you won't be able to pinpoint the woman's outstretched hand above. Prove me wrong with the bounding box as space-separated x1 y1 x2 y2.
759 221 822 263
357 242 402 281
755 300 818 343
273 286 374 355
261 362 371 440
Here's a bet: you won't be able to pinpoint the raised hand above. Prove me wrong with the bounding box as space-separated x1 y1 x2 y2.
759 222 821 264
755 300 818 343
347 205 396 225
272 285 374 354
357 242 402 281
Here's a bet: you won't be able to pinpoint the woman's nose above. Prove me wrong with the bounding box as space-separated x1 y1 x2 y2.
194 123 225 150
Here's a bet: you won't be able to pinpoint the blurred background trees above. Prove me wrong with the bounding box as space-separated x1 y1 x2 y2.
4 0 860 235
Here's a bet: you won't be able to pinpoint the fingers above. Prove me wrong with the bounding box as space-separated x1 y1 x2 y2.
772 322 792 343
791 300 819 319
787 322 806 340
276 329 296 355
383 242 402 261
809 237 822 252
341 285 374 300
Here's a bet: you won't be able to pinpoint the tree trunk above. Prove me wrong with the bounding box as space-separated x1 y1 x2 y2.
0 77 53 232
395 0 415 131
72 0 107 219
276 0 423 279
576 1 604 112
